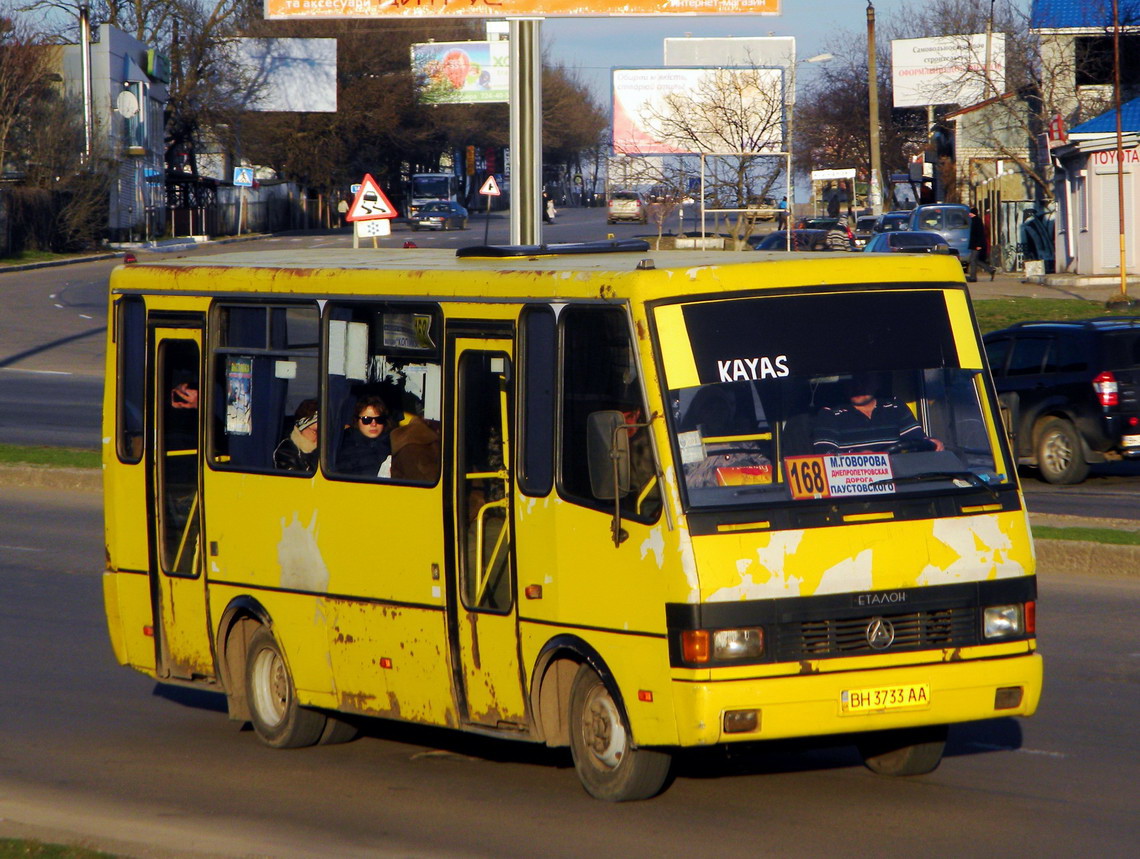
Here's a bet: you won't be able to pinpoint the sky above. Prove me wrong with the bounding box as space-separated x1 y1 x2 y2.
542 0 915 101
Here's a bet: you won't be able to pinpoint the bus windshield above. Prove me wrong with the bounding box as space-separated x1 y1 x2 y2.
412 175 452 198
657 289 1012 509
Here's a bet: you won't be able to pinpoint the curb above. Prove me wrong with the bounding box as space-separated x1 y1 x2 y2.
0 465 101 492
0 464 1135 577
0 234 269 274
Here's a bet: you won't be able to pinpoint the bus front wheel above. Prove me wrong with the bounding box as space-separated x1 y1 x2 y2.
857 725 947 776
245 627 327 749
568 665 671 801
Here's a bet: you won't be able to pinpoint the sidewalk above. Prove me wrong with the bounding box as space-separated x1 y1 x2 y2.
0 233 268 274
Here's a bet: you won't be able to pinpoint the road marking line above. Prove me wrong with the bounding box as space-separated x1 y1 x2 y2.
0 368 72 376
0 545 43 552
970 742 1066 758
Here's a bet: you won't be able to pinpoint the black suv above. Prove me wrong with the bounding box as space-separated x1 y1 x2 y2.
983 318 1140 484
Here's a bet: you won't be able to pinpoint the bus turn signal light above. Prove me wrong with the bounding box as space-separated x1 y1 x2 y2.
681 630 710 663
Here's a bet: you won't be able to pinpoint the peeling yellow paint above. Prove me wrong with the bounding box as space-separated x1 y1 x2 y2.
278 511 329 592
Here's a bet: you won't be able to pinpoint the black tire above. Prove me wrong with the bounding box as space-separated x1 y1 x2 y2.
318 714 360 745
1036 417 1089 485
857 725 947 776
568 665 671 801
245 627 327 749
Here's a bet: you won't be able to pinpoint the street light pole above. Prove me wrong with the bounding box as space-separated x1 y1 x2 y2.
867 1 883 215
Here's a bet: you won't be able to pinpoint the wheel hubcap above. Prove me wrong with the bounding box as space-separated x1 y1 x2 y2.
581 686 627 770
1042 430 1073 473
252 647 288 728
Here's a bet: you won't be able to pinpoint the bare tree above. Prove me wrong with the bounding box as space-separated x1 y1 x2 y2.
618 64 788 248
0 9 57 174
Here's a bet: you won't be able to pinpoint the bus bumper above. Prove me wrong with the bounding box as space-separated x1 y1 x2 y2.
669 652 1042 746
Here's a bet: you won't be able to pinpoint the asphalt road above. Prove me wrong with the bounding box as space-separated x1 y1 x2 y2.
0 485 1136 856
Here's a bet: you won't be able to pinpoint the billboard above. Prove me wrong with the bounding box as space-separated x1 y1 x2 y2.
612 67 785 156
891 33 1006 108
663 36 795 69
412 41 509 104
264 0 779 19
232 39 337 112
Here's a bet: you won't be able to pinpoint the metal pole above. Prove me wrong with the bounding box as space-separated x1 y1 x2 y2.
1110 0 1129 301
79 6 93 166
509 19 542 246
787 45 796 251
867 1 882 215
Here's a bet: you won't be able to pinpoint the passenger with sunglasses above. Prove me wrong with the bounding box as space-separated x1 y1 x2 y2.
336 394 393 476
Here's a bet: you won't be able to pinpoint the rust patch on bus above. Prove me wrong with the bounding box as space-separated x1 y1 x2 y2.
636 319 648 340
798 660 819 675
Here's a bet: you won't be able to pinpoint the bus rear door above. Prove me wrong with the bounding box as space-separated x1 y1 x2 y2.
448 333 528 730
148 322 213 680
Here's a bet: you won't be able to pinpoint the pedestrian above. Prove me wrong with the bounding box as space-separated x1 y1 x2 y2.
825 217 851 251
776 196 788 230
542 190 553 223
967 206 996 282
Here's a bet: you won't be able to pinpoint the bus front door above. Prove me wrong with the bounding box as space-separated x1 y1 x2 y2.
148 325 213 680
449 338 528 730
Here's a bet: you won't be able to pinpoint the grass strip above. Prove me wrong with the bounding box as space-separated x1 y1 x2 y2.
973 297 1138 333
0 444 100 469
0 839 116 858
1032 526 1140 546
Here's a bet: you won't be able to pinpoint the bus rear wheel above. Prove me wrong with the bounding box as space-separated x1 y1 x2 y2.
568 665 671 801
857 725 948 777
245 627 327 749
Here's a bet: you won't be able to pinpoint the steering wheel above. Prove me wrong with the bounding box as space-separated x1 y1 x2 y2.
886 438 937 455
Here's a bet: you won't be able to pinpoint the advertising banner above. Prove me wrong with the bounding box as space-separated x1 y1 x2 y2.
266 0 779 20
891 33 1005 108
412 41 509 104
612 67 785 156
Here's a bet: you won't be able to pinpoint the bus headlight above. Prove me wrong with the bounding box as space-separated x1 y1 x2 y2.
713 628 764 660
983 604 1024 639
680 628 765 664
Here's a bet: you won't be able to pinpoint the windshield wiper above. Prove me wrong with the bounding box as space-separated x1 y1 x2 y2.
871 471 999 498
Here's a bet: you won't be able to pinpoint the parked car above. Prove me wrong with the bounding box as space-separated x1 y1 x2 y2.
749 229 830 251
410 200 468 231
862 230 954 255
795 217 856 248
852 215 878 248
607 191 647 224
907 204 971 261
875 211 912 232
982 318 1140 484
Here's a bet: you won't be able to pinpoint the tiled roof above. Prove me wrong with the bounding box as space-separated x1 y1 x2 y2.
1031 0 1140 30
1069 97 1140 134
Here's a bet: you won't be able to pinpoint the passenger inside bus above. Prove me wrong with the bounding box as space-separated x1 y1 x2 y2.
389 392 441 482
273 399 319 472
336 394 393 476
813 373 943 454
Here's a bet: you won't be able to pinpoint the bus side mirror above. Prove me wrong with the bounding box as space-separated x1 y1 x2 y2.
586 410 631 500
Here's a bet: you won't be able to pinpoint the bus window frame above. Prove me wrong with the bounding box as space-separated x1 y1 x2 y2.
115 295 147 464
554 304 663 526
206 299 322 476
322 298 444 486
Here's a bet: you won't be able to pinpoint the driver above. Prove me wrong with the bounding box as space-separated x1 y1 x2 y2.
813 373 943 454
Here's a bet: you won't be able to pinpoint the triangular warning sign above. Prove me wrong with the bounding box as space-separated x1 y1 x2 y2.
478 175 501 196
346 174 397 221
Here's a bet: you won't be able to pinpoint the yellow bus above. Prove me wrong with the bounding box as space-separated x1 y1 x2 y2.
102 242 1041 801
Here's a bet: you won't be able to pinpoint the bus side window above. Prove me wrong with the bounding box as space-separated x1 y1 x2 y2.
325 301 443 484
210 303 320 473
559 306 661 522
518 306 556 496
116 296 146 463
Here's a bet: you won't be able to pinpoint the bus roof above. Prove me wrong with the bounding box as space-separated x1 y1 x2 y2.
111 247 967 300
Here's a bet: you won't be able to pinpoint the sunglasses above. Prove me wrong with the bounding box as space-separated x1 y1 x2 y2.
358 414 384 425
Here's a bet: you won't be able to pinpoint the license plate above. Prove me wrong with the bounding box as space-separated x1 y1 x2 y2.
841 683 931 714
1122 434 1140 449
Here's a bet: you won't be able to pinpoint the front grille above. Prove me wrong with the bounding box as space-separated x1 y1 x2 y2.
773 606 977 661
